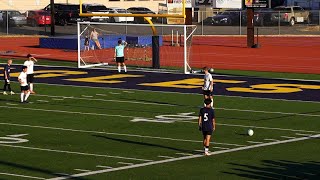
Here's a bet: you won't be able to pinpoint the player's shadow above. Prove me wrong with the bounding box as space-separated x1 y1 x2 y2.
93 134 196 154
0 160 89 179
222 160 320 179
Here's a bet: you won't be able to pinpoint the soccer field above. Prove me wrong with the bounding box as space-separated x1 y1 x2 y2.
0 64 319 179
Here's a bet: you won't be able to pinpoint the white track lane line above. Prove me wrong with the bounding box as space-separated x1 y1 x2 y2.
48 134 320 180
0 144 152 162
0 172 45 179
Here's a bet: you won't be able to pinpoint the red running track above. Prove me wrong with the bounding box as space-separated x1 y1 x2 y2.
0 36 319 74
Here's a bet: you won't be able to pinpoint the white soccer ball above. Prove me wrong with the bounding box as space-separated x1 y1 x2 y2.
209 68 214 73
248 129 254 136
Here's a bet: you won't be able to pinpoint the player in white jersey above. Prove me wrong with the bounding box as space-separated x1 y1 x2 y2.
18 66 31 103
202 67 214 107
24 54 38 94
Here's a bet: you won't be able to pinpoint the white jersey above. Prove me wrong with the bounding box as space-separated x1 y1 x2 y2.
18 72 28 86
24 60 34 74
203 73 213 90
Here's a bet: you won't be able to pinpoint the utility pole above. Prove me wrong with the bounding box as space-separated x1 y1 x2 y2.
50 0 55 36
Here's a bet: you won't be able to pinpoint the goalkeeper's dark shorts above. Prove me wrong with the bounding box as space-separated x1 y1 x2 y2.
116 57 125 63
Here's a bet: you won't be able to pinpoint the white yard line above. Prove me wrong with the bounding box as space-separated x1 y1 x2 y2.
247 141 263 144
96 165 112 169
52 99 64 101
295 133 314 136
7 134 28 137
48 134 320 180
35 94 176 107
182 121 320 134
0 144 152 162
0 122 245 147
0 105 136 119
117 162 134 165
216 107 320 117
81 95 93 98
74 169 90 172
95 94 107 96
36 100 49 103
281 136 296 139
211 146 230 150
158 155 175 159
0 172 45 179
175 153 193 156
6 103 18 106
264 139 279 142
109 92 121 95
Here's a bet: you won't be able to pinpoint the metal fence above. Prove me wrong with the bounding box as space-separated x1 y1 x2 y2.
0 10 320 36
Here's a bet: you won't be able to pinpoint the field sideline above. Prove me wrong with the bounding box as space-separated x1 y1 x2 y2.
0 62 319 179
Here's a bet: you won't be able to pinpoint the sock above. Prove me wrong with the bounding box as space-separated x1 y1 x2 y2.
20 93 24 102
205 146 209 152
123 65 127 72
118 66 121 72
30 84 33 92
24 92 30 101
211 101 213 108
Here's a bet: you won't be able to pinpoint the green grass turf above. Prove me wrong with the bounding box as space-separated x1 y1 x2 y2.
1 58 320 80
0 81 319 179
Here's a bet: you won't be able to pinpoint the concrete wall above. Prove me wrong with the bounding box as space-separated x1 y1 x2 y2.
0 0 166 12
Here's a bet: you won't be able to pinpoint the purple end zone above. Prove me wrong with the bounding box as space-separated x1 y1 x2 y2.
10 65 320 102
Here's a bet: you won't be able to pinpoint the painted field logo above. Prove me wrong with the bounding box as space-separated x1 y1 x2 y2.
0 134 29 144
131 112 198 123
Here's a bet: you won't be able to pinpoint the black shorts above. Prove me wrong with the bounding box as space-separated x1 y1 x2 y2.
203 90 213 96
116 57 125 63
202 131 213 136
27 74 34 83
20 85 29 91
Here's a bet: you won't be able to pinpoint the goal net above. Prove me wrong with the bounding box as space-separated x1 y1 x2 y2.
77 22 197 73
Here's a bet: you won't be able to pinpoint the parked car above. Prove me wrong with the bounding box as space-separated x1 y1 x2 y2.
272 6 310 26
109 7 134 23
127 7 155 23
0 10 27 27
254 8 275 26
212 10 245 25
44 3 80 25
82 3 113 22
27 10 51 26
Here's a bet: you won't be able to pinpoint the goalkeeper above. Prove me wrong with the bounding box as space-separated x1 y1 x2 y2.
114 39 128 73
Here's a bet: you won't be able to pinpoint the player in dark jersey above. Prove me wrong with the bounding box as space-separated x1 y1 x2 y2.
3 59 14 95
198 98 216 156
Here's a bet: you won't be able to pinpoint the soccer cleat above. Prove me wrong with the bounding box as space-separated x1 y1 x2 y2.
23 101 29 104
10 91 15 95
3 91 8 95
204 151 211 156
30 91 36 94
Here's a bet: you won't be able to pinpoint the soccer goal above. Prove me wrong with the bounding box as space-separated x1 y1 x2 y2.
77 21 197 73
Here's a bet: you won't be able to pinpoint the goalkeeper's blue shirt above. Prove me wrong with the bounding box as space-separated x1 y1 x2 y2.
115 45 125 57
199 107 215 131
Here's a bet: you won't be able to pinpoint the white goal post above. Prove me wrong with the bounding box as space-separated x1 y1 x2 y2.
77 21 197 74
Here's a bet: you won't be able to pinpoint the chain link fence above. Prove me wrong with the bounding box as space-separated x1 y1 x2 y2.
0 9 320 36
